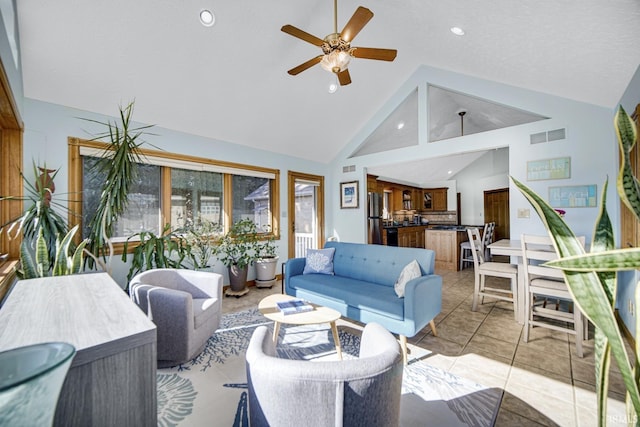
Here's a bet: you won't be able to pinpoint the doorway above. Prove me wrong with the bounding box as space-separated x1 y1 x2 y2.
287 172 324 258
484 188 509 240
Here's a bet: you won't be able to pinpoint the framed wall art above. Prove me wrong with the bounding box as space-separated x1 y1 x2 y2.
527 157 571 181
340 181 359 209
548 184 597 208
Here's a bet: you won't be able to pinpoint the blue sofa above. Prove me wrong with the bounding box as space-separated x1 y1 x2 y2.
284 241 442 362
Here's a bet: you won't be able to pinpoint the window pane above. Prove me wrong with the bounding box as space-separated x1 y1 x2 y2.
232 175 271 232
82 157 161 239
171 168 223 229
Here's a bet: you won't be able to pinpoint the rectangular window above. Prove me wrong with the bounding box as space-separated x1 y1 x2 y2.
232 175 271 232
70 138 280 249
171 168 223 229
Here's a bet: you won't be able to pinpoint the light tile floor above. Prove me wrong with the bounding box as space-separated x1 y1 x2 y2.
222 266 630 427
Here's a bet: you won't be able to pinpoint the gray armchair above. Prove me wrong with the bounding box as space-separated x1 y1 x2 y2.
246 322 403 427
129 268 223 368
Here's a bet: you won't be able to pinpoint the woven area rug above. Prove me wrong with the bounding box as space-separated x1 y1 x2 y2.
156 309 501 427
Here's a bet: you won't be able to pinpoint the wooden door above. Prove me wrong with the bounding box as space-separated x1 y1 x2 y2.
484 188 509 240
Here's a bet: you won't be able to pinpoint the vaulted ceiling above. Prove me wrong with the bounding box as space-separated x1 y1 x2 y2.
16 1 640 167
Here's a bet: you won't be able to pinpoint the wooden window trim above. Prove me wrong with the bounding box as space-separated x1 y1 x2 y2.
0 56 24 300
68 137 280 252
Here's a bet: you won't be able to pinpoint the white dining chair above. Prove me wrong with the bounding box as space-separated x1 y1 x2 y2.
520 234 586 357
460 222 493 270
467 227 519 319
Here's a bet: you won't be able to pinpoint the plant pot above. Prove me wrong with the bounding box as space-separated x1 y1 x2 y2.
228 264 248 292
255 256 279 282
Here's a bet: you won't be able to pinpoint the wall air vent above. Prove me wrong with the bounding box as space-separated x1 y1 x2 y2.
547 128 566 142
342 165 356 173
530 132 547 144
530 128 566 144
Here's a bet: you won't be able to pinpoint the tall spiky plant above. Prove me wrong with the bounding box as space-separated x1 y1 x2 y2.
514 105 640 426
82 102 153 273
0 161 70 268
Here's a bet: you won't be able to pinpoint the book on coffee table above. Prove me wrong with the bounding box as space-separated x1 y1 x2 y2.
276 298 314 315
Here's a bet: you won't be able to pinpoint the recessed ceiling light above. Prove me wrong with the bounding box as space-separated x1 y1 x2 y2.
397 122 405 130
328 82 338 94
450 27 465 36
200 9 215 27
447 170 453 174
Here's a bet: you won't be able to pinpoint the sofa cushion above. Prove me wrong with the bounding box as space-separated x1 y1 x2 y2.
394 260 421 298
303 247 336 275
289 274 404 321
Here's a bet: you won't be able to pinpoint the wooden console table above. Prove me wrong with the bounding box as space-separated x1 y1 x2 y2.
0 272 157 426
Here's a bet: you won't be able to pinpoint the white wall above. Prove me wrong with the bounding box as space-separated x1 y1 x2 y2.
22 98 329 287
454 148 509 226
327 65 617 246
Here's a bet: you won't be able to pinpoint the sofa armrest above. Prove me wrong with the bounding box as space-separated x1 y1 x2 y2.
284 257 305 294
403 274 442 332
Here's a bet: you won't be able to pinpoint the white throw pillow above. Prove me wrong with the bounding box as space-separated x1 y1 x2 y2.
303 247 336 275
394 259 421 298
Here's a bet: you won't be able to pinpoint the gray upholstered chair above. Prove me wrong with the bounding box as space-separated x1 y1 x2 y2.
245 322 403 427
129 268 223 368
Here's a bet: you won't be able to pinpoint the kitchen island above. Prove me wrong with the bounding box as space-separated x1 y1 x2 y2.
424 227 470 271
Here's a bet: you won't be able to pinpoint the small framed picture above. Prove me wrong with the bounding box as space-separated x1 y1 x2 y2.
340 181 359 209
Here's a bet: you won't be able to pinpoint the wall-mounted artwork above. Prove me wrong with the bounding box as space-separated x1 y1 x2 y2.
548 184 597 208
527 157 571 181
340 181 359 209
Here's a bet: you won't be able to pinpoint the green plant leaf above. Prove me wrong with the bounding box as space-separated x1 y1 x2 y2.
18 239 37 279
616 106 640 223
513 176 640 418
545 249 640 272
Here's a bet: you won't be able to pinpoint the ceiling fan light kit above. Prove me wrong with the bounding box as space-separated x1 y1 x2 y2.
281 0 397 86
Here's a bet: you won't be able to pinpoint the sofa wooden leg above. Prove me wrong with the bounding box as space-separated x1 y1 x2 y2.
399 335 408 365
429 320 438 337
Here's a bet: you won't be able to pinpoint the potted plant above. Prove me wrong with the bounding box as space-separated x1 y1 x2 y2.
181 217 222 271
214 218 260 296
514 105 640 425
255 232 279 288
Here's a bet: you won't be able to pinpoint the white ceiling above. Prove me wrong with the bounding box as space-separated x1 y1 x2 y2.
16 0 640 183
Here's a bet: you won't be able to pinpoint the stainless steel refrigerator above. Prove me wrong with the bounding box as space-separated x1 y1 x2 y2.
367 192 383 244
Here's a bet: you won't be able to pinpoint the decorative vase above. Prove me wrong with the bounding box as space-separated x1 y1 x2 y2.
228 264 248 292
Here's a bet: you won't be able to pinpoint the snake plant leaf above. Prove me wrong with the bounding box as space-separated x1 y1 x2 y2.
512 177 640 417
616 106 640 222
545 248 640 272
590 180 616 426
35 228 50 277
18 239 37 279
71 239 88 275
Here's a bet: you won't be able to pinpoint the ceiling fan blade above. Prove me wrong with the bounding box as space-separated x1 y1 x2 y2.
352 47 397 62
337 69 352 86
287 55 323 75
281 25 325 46
340 7 373 43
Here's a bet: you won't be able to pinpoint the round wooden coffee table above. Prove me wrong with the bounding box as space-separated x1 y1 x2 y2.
258 294 343 360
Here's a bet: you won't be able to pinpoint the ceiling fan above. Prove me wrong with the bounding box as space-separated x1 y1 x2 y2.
281 0 397 86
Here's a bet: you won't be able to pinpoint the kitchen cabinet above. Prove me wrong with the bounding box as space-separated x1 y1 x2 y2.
398 226 426 248
423 188 448 211
424 229 468 271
